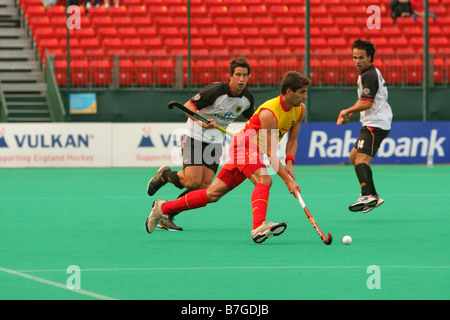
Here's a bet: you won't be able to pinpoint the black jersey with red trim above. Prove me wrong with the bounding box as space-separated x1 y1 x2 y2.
357 64 393 130
186 81 254 143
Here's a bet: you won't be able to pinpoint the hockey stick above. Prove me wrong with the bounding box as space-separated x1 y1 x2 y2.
168 101 234 137
290 176 332 245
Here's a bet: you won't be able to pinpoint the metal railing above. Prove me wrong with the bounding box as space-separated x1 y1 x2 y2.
49 52 450 91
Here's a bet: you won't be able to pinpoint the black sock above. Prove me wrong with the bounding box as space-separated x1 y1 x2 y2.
162 170 183 189
354 163 376 196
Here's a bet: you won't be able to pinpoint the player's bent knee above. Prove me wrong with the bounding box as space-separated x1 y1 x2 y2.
184 179 203 190
260 177 272 188
206 190 223 203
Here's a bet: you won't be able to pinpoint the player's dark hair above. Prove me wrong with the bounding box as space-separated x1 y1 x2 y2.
280 71 311 95
230 56 251 76
352 39 376 63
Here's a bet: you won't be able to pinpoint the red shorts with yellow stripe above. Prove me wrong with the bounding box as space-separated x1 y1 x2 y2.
217 130 266 190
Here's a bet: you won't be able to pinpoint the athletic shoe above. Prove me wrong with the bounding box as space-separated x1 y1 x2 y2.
147 166 171 196
348 195 378 212
146 200 167 233
251 221 287 244
361 195 384 213
157 214 183 231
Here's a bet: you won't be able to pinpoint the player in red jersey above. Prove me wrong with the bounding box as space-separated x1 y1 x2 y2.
146 71 311 244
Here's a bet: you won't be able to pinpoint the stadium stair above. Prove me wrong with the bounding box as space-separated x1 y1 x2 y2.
0 0 51 122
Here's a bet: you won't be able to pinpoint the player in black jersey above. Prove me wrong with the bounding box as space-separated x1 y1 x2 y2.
337 39 393 214
147 57 255 230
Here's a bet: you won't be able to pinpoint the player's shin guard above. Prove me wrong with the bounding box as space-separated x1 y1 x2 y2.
251 183 270 230
161 189 209 215
355 163 376 196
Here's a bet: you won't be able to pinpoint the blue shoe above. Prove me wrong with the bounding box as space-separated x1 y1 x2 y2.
349 195 378 212
361 195 384 213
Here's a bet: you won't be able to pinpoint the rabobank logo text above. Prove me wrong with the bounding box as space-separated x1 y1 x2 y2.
297 122 449 165
308 129 446 158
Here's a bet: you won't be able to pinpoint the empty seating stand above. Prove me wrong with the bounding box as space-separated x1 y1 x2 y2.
22 0 450 87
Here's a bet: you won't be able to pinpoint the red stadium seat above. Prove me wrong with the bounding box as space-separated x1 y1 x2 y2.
247 4 268 16
432 58 445 84
91 16 112 29
220 27 241 38
142 38 163 49
242 27 260 38
226 38 247 50
123 38 143 50
194 60 216 85
382 59 404 84
90 60 112 85
328 38 347 50
46 5 66 16
112 16 133 27
204 38 225 49
430 37 449 47
259 27 280 38
404 26 422 37
97 27 118 38
155 60 175 85
127 5 148 16
117 27 138 38
274 16 296 28
287 37 305 49
134 59 154 85
132 16 152 27
190 38 205 49
246 38 266 49
70 60 89 85
389 37 409 48
229 5 249 16
54 60 67 85
137 27 157 37
80 38 100 50
209 5 229 16
214 16 235 28
312 17 335 28
281 27 303 38
72 27 96 39
259 59 280 84
87 6 107 16
164 38 185 50
102 38 123 50
310 38 327 48
28 16 51 29
23 5 45 18
33 27 55 41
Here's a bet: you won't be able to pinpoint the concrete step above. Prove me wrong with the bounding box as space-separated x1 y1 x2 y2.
0 39 31 50
0 71 45 82
1 82 46 95
0 28 26 38
0 61 40 71
0 49 36 60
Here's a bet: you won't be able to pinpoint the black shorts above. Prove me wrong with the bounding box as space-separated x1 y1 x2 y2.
181 135 223 173
354 126 390 157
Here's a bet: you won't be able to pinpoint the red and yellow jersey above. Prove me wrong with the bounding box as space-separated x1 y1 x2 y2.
244 95 304 142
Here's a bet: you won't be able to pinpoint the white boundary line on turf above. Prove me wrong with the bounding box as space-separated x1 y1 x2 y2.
0 266 117 300
15 265 450 273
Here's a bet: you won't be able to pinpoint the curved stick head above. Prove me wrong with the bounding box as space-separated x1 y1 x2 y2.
324 233 332 245
167 101 179 109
